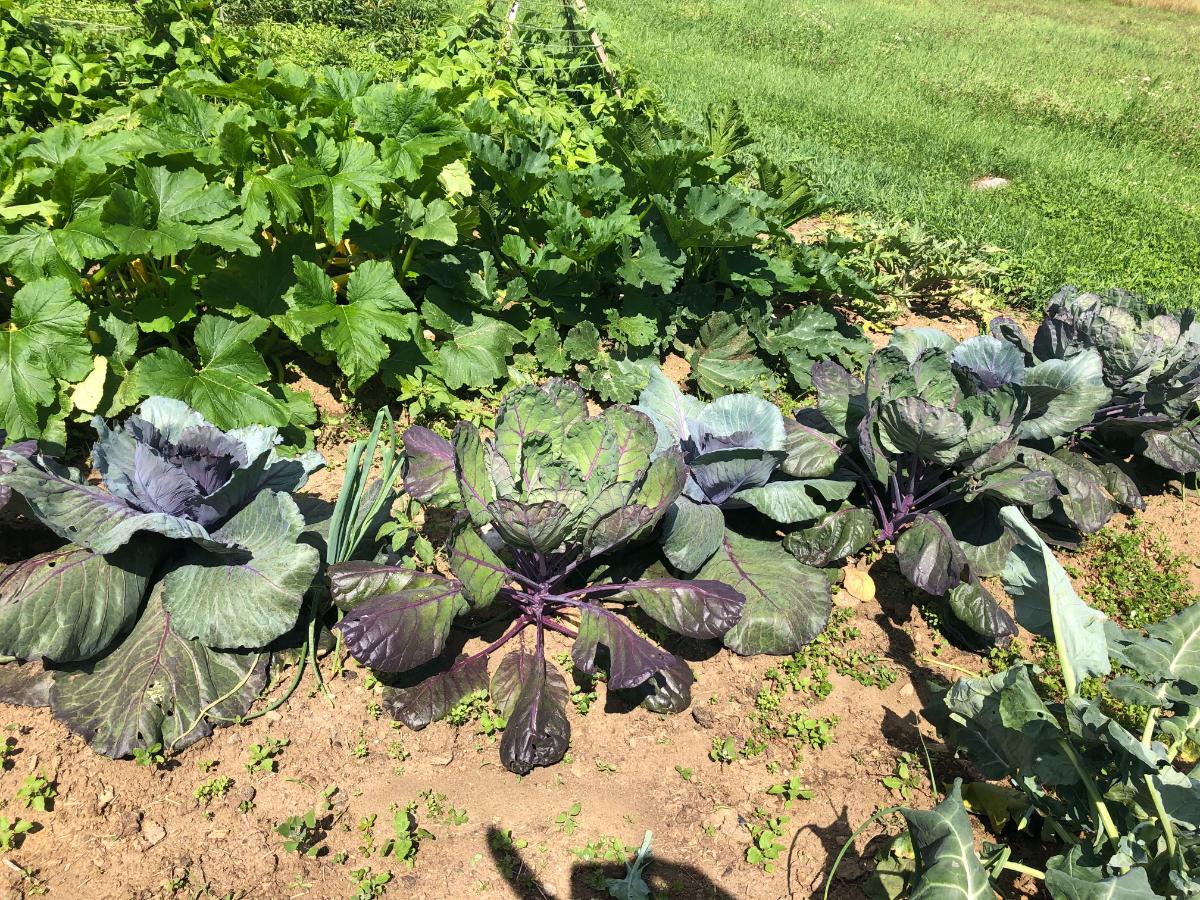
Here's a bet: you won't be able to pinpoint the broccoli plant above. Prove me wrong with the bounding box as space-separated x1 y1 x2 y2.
882 506 1200 898
992 285 1200 502
334 380 754 774
780 329 1114 646
0 398 323 757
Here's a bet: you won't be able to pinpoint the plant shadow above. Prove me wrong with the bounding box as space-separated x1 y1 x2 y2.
485 825 738 900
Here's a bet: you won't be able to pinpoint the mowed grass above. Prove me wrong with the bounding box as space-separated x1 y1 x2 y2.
589 0 1200 307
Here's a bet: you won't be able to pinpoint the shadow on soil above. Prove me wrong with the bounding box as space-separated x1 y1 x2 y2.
486 825 738 899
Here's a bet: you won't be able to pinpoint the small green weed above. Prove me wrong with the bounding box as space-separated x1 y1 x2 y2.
746 810 788 872
766 775 813 807
447 691 507 738
573 835 633 863
710 736 737 765
133 742 166 769
275 784 337 856
881 751 924 802
380 802 432 867
490 828 529 881
784 712 838 750
15 775 55 812
276 809 323 857
194 777 233 805
349 867 392 900
554 801 582 835
0 816 34 850
246 737 289 774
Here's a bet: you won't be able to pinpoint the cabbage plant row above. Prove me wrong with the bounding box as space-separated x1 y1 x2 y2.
1 284 1198 772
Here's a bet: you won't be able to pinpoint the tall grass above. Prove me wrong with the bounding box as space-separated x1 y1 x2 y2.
592 0 1200 307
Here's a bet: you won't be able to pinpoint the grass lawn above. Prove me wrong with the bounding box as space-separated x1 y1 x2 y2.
588 0 1200 307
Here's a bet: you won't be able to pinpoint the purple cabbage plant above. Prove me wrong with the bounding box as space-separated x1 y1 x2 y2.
991 286 1200 505
332 380 748 774
0 398 324 757
779 328 1114 647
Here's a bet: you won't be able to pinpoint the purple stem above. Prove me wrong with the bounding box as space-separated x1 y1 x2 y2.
910 475 961 510
865 480 892 536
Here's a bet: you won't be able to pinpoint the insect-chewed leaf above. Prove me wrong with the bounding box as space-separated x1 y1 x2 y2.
895 512 969 596
498 654 571 775
1108 594 1200 689
783 507 876 567
900 780 994 900
488 498 574 554
0 438 35 512
1020 448 1117 534
1000 506 1110 689
976 466 1059 506
612 578 745 640
811 362 866 437
942 665 1072 782
889 327 958 361
701 532 831 655
161 492 320 650
876 397 967 466
562 405 658 486
778 414 842 478
695 393 786 453
401 426 458 505
635 366 703 448
946 582 1018 648
586 449 686 555
336 570 468 673
490 648 540 719
734 479 831 525
1099 462 1144 512
572 606 678 690
950 335 1026 391
493 378 588 476
50 585 267 758
0 543 158 663
0 661 52 708
1018 354 1111 442
382 654 490 730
